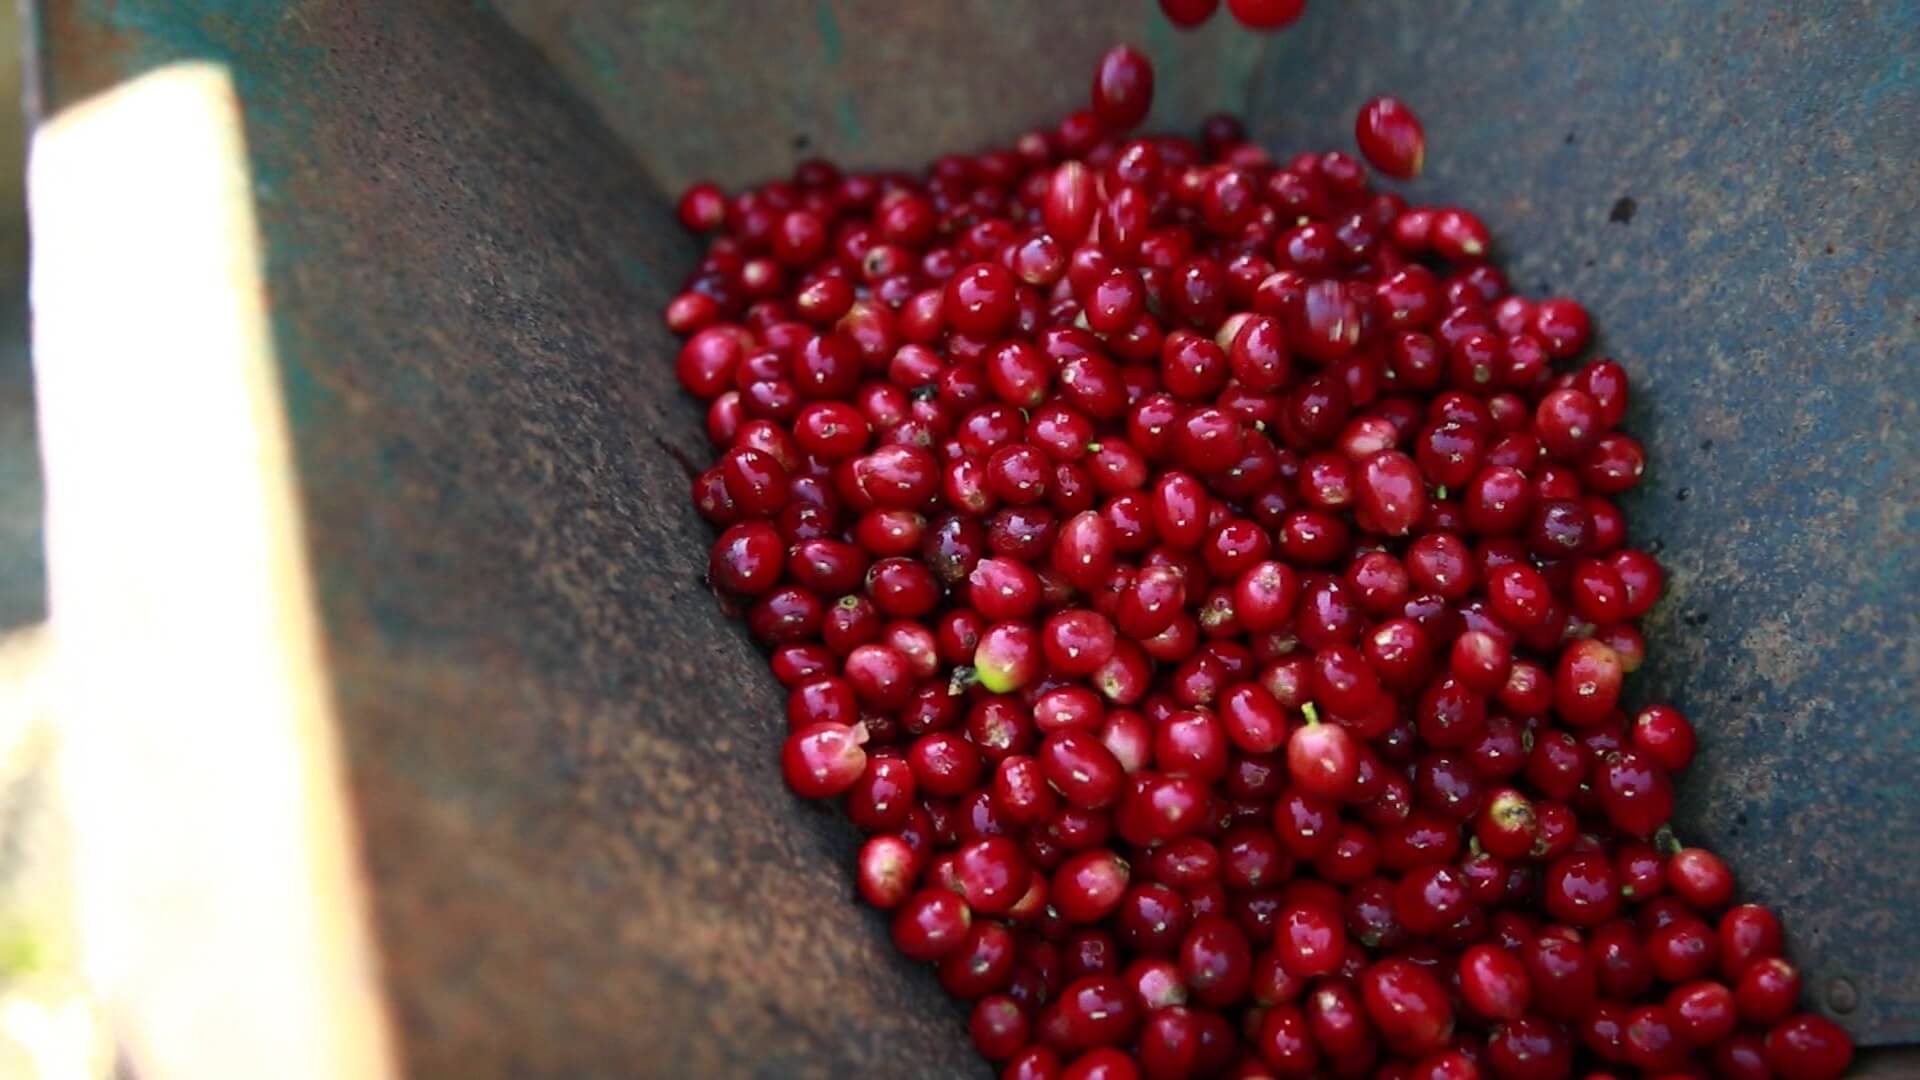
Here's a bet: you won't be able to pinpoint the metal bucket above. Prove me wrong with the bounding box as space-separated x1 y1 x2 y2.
17 2 1918 1075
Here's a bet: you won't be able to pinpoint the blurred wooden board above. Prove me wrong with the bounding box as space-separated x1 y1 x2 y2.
27 63 396 1080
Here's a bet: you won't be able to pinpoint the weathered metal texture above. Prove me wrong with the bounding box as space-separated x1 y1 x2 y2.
0 293 41 631
492 0 1270 198
26 3 983 1076
24 0 1919 1072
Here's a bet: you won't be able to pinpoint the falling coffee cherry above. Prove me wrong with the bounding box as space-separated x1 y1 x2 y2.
1356 94 1428 179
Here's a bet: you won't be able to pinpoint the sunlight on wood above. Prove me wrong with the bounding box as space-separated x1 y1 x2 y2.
28 62 396 1080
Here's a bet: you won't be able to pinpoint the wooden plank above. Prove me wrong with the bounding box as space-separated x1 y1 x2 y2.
28 62 397 1080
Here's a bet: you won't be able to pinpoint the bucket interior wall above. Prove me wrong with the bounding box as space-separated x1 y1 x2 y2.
24 0 1920 1073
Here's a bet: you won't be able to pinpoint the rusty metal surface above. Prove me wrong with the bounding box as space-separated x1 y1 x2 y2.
29 2 984 1076
25 0 1920 1070
492 0 1270 199
0 291 41 631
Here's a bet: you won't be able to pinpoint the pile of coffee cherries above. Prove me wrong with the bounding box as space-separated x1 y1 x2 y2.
668 41 1855 1080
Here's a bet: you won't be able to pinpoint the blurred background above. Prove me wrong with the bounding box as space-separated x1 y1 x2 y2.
0 2 96 1076
1 1 38 625
0 1 80 1072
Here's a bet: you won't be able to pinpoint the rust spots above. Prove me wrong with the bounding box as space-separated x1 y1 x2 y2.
32 0 141 114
